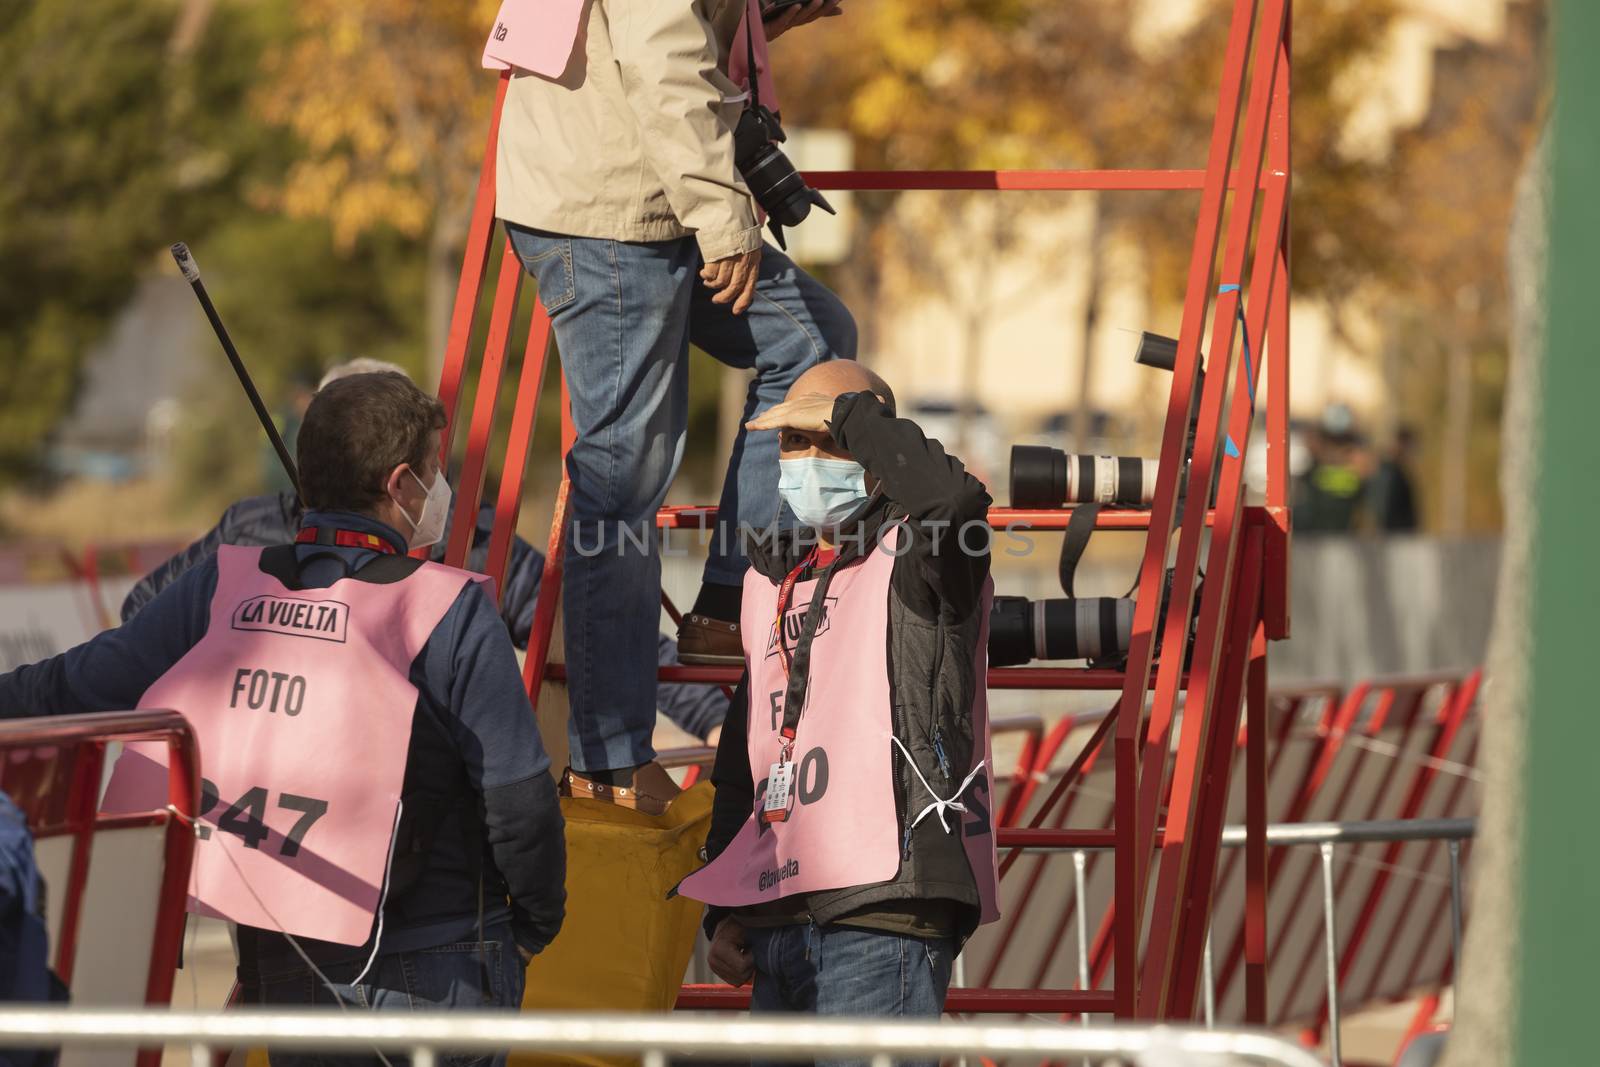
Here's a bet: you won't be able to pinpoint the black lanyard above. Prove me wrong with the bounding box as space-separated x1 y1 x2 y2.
774 546 851 744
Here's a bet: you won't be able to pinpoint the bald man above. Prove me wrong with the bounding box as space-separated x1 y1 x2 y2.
678 363 999 1060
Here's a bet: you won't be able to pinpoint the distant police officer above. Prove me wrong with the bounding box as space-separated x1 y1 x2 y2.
0 372 564 1065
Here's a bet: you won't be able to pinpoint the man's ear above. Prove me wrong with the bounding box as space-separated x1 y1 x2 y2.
383 463 413 506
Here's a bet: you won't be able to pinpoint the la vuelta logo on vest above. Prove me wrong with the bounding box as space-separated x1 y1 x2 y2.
231 596 350 644
766 596 838 657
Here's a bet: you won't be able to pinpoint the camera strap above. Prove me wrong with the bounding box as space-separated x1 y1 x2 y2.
744 11 764 112
775 549 850 742
1056 503 1102 597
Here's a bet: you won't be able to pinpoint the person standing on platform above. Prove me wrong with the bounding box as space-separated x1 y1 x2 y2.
496 0 856 813
0 373 564 1065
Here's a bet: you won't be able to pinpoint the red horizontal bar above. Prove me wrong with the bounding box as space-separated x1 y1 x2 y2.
676 985 1115 1014
655 505 1214 532
802 169 1256 192
988 668 1187 690
999 828 1119 850
548 664 1185 690
0 709 194 748
991 508 1214 530
31 812 173 840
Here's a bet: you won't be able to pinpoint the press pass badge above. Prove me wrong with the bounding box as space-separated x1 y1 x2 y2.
763 760 796 823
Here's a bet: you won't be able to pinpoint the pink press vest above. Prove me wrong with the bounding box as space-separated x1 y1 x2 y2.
100 545 479 946
679 526 1000 924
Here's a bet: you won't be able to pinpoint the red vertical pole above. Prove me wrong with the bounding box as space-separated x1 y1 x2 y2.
1263 22 1293 642
1244 615 1270 1024
523 374 576 705
435 72 511 460
1165 526 1266 1018
1112 0 1260 1017
442 242 524 570
1265 21 1292 511
137 725 200 1067
1138 0 1288 1016
52 741 105 986
484 305 554 595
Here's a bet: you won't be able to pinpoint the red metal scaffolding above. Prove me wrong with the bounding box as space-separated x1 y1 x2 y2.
433 0 1292 1023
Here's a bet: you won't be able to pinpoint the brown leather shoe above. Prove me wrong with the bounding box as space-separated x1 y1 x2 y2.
677 613 744 665
560 761 681 817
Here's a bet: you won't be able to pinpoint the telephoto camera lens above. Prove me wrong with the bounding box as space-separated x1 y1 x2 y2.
1010 446 1159 508
989 595 1137 667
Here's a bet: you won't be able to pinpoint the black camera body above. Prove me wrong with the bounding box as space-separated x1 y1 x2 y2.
733 104 836 250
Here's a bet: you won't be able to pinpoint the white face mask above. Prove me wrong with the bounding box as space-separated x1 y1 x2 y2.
398 468 452 551
778 456 870 531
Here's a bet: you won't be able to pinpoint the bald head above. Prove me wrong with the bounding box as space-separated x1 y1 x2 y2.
788 360 895 414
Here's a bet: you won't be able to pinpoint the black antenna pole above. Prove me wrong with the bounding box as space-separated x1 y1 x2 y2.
170 242 303 502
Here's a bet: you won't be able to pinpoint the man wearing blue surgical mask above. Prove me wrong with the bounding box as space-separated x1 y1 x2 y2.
696 361 998 1058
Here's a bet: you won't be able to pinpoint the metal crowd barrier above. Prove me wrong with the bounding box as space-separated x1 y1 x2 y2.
0 1009 1328 1067
1011 816 1474 1067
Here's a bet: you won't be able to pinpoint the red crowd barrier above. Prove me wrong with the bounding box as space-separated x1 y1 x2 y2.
0 710 199 1067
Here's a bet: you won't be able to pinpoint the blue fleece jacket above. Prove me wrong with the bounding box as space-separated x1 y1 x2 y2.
120 493 730 741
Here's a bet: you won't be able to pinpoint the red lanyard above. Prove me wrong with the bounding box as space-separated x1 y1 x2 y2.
295 527 400 555
771 547 819 700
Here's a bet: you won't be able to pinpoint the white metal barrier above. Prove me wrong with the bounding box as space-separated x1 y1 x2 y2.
1014 817 1473 1067
0 1009 1328 1066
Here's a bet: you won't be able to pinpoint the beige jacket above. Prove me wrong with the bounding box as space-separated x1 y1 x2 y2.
495 0 762 263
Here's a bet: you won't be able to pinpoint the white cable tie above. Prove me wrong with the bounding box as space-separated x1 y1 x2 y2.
890 736 986 834
350 799 404 987
167 802 399 1067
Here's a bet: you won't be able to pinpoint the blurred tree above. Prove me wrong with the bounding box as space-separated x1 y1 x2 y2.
253 0 499 377
775 0 1399 455
0 0 289 488
1384 1 1545 533
171 214 430 509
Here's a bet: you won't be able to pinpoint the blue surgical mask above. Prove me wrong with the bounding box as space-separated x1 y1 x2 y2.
779 457 870 531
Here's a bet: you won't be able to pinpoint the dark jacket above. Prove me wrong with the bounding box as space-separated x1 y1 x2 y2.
121 492 539 643
703 392 993 943
1 510 566 971
121 493 730 741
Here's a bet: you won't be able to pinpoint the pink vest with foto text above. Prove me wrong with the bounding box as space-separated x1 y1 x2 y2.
100 545 481 947
678 525 1000 924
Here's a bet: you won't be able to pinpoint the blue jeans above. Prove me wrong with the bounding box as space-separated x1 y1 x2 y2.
250 925 526 1067
507 226 856 772
746 924 955 1067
